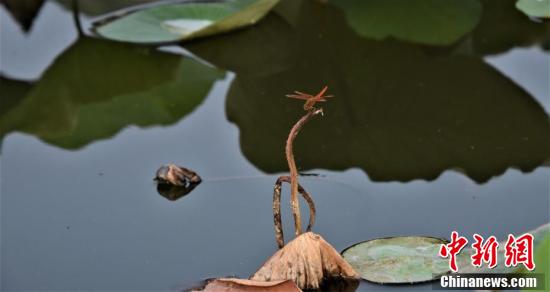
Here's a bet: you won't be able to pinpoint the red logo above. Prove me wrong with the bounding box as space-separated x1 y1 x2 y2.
471 234 499 269
439 231 468 272
439 232 535 272
504 233 535 271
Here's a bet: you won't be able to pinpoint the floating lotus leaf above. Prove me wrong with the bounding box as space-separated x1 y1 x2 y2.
516 0 550 18
94 0 280 44
342 236 450 284
56 0 157 16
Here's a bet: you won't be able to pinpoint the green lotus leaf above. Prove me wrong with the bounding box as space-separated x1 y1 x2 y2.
342 236 450 283
94 0 280 44
330 0 482 45
526 234 549 291
343 224 549 284
56 0 157 16
516 0 550 18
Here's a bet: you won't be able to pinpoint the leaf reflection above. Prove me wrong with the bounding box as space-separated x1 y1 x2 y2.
0 37 224 150
186 0 550 183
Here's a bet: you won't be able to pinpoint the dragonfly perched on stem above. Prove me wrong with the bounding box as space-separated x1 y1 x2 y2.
260 85 357 291
272 85 333 247
286 85 333 111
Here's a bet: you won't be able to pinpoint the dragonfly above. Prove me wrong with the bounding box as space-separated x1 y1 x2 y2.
286 85 333 111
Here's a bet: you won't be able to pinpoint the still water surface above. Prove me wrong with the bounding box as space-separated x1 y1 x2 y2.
1 0 549 290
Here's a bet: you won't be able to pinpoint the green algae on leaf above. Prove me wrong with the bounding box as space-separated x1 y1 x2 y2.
94 0 280 44
331 0 482 45
342 236 450 284
516 0 550 18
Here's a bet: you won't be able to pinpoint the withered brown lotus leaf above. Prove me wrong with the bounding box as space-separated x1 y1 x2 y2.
251 232 359 290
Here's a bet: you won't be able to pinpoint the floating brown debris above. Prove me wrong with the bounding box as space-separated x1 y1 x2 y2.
155 163 201 186
251 232 359 290
154 164 201 200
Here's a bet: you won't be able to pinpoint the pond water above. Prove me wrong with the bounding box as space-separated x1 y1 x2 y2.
1 0 549 291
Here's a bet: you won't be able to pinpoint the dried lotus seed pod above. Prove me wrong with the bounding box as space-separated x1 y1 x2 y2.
154 164 201 186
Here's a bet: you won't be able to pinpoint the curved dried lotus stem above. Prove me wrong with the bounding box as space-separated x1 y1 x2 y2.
285 108 323 236
273 175 316 248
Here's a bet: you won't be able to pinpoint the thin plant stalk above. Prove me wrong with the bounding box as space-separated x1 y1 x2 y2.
273 176 316 248
71 0 83 36
285 108 323 236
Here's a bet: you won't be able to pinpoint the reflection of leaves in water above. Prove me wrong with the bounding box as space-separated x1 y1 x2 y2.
0 76 33 117
0 37 224 149
0 0 44 32
468 0 550 56
329 0 549 52
184 12 296 77
330 0 482 46
187 0 550 183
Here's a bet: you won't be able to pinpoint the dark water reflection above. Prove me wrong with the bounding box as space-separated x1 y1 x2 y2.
1 0 549 291
1 37 224 149
186 0 550 183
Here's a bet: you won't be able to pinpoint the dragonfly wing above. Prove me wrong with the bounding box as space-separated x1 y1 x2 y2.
286 94 311 100
316 86 328 98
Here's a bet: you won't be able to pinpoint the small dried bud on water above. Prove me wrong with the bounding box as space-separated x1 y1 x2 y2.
154 164 202 200
155 163 201 186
